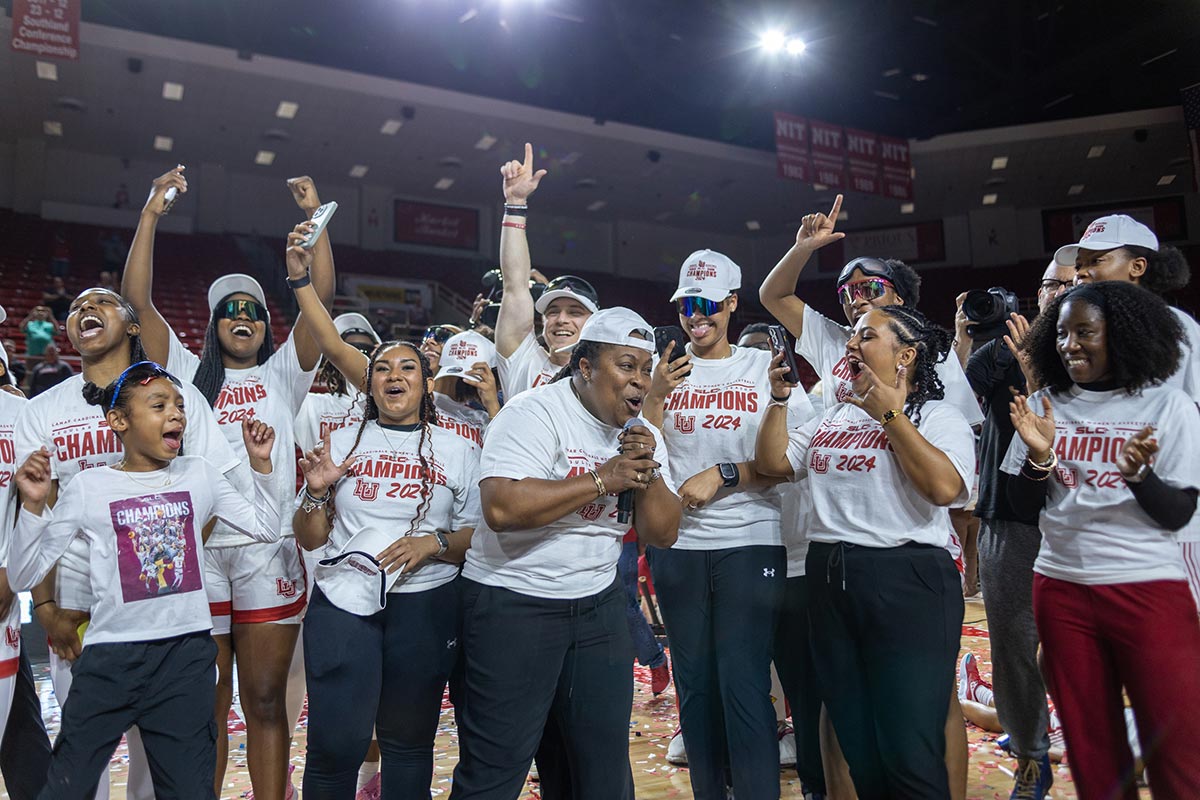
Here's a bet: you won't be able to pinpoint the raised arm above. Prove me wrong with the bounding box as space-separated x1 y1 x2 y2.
495 143 547 358
285 223 369 393
755 354 798 478
121 166 188 364
9 449 75 591
285 177 337 371
292 429 358 552
759 194 845 340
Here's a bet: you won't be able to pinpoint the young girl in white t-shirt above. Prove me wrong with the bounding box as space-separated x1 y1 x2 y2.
292 337 479 798
122 169 332 798
1002 281 1200 797
9 361 281 800
756 305 974 798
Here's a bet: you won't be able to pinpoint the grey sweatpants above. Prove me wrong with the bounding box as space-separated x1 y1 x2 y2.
978 518 1050 760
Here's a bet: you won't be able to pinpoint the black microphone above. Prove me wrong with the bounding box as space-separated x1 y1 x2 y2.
618 417 648 525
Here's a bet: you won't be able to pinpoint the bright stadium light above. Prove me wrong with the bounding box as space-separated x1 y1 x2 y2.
760 29 786 53
785 37 806 55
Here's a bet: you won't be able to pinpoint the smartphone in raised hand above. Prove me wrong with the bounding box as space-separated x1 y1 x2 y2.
302 201 338 249
768 324 801 386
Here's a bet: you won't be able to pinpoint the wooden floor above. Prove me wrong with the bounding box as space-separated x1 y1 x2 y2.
3 596 1130 798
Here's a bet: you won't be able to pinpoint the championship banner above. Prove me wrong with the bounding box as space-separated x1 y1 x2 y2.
393 200 480 251
844 127 882 196
879 135 913 201
773 112 811 183
10 0 79 61
809 119 847 190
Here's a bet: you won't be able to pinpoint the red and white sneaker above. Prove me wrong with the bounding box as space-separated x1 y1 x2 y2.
666 728 688 765
778 722 796 768
958 652 993 706
650 663 671 696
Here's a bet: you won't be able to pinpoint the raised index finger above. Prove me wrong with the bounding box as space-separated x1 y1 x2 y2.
828 194 844 224
523 142 534 171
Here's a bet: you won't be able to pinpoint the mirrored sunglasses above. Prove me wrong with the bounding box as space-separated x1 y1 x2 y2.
218 299 266 322
675 296 726 318
423 326 458 344
836 278 893 306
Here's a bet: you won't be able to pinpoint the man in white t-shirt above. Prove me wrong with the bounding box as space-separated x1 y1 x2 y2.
494 143 601 397
1053 213 1200 606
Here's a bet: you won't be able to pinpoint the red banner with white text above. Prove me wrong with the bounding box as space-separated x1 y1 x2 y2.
11 0 79 60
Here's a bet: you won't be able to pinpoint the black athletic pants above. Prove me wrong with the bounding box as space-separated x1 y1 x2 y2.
40 631 218 800
449 578 633 800
648 544 787 800
773 574 826 793
302 581 459 799
1 648 52 800
807 541 963 800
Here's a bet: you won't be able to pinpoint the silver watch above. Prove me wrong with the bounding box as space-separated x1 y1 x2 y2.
434 530 450 557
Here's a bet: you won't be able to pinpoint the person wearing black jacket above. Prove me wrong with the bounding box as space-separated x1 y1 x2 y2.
959 260 1072 798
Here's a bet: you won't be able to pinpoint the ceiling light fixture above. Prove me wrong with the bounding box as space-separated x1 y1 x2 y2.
759 29 786 53
873 90 900 100
255 150 275 166
1158 174 1176 186
474 134 498 151
154 135 173 152
380 119 403 135
276 101 299 119
43 120 63 136
785 37 806 55
837 210 849 221
745 220 761 231
900 203 915 214
1068 184 1084 195
587 200 607 212
434 177 454 190
36 61 57 81
882 67 901 77
1087 145 1106 159
982 193 998 205
911 73 928 82
991 156 1008 170
162 81 184 101
349 165 368 178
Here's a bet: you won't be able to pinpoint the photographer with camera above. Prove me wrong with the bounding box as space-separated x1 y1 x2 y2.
959 259 1073 799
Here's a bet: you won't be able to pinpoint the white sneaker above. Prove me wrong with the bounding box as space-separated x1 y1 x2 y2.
666 729 688 765
778 730 797 768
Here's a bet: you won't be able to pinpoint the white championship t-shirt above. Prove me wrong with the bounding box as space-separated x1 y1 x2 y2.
320 422 480 594
658 345 815 550
497 331 560 398
9 457 279 645
433 392 489 451
168 329 316 546
295 390 366 454
0 391 25 568
1000 385 1200 585
786 400 975 548
1168 307 1200 402
464 379 678 599
797 305 984 427
14 373 244 610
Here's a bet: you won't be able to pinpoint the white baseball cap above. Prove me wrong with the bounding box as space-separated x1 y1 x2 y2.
0 305 7 325
314 528 404 616
670 249 742 302
434 331 497 382
534 275 600 315
569 307 655 354
334 313 380 345
1053 215 1159 266
208 274 270 317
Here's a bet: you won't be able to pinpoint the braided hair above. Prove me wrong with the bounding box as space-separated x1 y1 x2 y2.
872 305 952 425
193 297 276 407
345 341 439 538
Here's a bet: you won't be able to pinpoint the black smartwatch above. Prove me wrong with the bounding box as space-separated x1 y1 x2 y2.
718 462 740 488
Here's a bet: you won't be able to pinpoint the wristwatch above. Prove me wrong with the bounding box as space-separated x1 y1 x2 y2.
718 462 740 488
433 531 450 557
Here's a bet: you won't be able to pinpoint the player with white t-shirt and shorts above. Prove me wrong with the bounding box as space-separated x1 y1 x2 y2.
646 250 814 800
760 194 979 798
122 168 334 800
1003 281 1200 796
448 308 681 800
1051 213 1200 608
15 290 245 800
756 304 974 798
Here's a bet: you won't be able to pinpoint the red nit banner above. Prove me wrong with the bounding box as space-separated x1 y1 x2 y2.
878 135 913 201
773 112 811 183
808 119 847 190
11 0 79 61
393 200 480 251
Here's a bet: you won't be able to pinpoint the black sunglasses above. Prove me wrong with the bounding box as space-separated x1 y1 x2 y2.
543 276 599 304
422 326 459 344
217 299 266 322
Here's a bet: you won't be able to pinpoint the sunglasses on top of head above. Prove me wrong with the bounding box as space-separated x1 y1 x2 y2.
218 299 266 322
675 296 729 318
544 276 599 300
836 278 893 306
422 326 458 344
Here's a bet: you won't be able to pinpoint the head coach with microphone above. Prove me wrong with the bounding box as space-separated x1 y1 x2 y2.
449 307 680 800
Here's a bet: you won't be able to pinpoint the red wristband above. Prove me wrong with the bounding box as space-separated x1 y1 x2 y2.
502 221 526 230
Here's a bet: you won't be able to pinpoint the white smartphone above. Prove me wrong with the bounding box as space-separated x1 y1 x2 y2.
146 185 179 214
303 201 338 249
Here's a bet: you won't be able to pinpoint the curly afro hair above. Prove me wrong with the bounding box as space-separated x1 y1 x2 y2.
872 305 952 425
1121 244 1191 296
884 259 922 307
1022 281 1183 395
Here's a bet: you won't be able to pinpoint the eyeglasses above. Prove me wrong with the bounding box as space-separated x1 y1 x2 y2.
1039 278 1073 292
422 325 459 344
217 299 266 322
675 296 727 318
836 278 893 305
